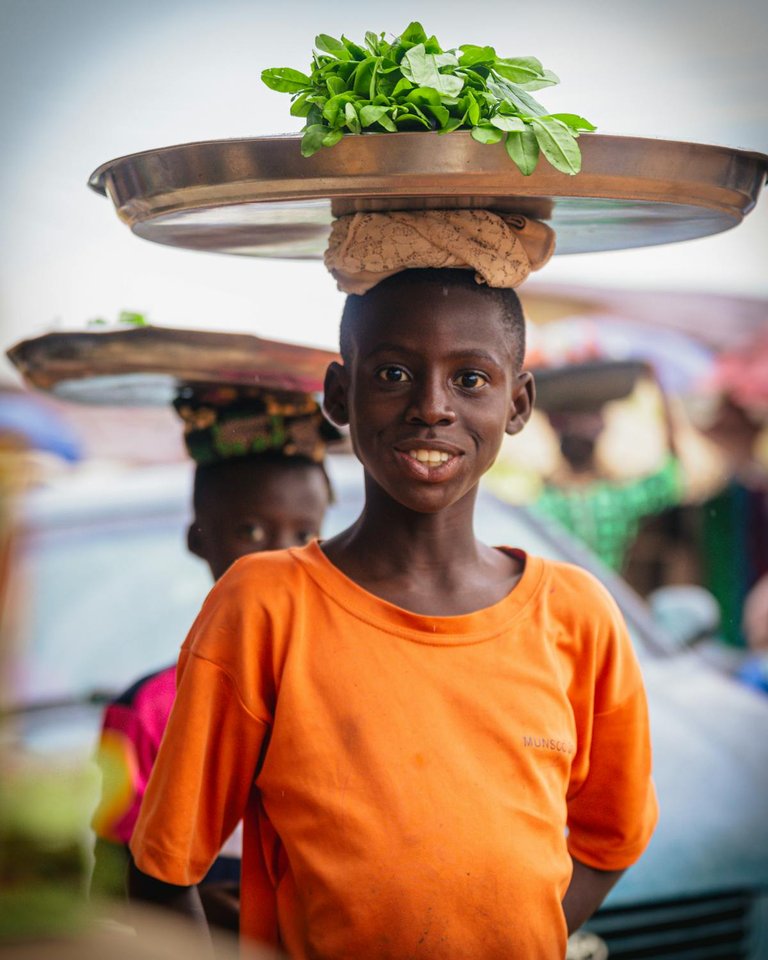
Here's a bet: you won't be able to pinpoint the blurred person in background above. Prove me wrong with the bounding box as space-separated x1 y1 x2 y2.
90 387 335 929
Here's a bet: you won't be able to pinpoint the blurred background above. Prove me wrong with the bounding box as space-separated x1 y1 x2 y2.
0 0 767 356
2 1 768 956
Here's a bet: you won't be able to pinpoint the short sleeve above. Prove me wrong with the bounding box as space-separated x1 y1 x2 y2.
565 579 659 871
130 576 272 885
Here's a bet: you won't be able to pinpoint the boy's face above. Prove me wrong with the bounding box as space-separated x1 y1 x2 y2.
325 277 533 515
189 460 330 580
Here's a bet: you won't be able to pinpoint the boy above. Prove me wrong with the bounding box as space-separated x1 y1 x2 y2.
91 387 333 924
129 268 657 959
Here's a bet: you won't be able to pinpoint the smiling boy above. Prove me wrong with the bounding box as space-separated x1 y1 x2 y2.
129 254 657 958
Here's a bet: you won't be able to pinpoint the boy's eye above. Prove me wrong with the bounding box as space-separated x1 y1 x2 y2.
453 371 489 390
239 523 266 544
376 366 411 383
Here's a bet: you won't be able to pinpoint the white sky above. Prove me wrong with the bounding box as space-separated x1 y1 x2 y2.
1 0 766 382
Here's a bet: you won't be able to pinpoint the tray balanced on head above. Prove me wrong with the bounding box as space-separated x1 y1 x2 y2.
88 132 768 259
7 326 339 407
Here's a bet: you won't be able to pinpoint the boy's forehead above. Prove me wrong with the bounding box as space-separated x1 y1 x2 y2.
351 278 511 353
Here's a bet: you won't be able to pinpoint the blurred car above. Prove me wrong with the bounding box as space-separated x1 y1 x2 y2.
8 455 768 959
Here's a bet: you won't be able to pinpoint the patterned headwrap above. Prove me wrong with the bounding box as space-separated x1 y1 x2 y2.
173 385 339 465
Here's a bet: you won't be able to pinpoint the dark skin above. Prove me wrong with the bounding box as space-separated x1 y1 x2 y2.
130 278 623 936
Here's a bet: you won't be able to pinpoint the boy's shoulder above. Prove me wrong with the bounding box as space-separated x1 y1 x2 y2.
522 554 629 651
524 553 618 609
216 542 316 594
192 542 325 637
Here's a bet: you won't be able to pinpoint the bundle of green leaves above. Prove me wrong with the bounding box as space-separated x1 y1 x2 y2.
262 22 595 176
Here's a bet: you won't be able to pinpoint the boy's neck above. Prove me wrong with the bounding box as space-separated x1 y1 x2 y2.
321 477 524 616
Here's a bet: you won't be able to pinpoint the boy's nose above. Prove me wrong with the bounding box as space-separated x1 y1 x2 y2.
405 377 457 427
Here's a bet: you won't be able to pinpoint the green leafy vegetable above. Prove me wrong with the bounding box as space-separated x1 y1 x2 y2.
261 23 594 176
88 310 150 328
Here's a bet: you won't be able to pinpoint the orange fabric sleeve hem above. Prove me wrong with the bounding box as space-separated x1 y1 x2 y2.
130 837 214 887
567 781 659 872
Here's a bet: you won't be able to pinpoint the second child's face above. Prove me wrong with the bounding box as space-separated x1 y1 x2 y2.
331 279 532 515
192 461 330 580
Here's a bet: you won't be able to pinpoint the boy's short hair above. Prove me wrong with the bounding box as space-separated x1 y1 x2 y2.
339 268 527 368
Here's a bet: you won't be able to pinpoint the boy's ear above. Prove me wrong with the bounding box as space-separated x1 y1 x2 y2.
323 361 350 427
187 521 205 561
506 371 535 436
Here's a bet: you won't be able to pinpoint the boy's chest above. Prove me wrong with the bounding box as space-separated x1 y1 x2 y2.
260 621 578 827
253 620 577 958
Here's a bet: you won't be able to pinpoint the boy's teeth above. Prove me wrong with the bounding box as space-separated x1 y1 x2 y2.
408 449 451 464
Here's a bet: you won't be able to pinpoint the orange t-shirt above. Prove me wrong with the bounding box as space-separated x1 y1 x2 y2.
131 541 657 959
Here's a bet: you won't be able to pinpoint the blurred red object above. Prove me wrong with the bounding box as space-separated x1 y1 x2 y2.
711 332 768 417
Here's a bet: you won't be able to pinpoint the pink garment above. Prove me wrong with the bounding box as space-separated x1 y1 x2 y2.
92 666 176 844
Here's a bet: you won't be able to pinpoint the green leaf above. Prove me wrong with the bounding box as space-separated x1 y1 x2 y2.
487 74 548 117
471 124 504 144
322 93 352 126
290 93 311 117
261 67 311 93
459 44 496 67
401 44 464 97
465 90 481 126
326 75 347 96
405 86 442 106
493 56 545 84
547 112 596 132
433 51 459 69
439 116 466 134
315 34 351 59
376 112 398 132
364 31 381 55
391 76 414 98
359 104 390 127
118 310 149 327
505 127 540 175
531 117 582 174
300 125 328 157
341 35 368 60
306 103 324 126
425 104 450 128
518 68 560 92
400 21 428 46
344 100 361 134
393 112 432 130
491 114 527 132
352 57 377 97
322 128 344 147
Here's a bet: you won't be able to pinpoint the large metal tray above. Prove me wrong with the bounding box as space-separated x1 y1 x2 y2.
88 132 767 258
7 327 339 406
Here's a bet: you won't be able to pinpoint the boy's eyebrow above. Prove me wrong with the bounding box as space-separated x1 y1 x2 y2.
364 344 507 369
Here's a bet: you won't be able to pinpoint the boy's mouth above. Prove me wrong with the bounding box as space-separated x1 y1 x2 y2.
392 444 463 482
408 448 452 464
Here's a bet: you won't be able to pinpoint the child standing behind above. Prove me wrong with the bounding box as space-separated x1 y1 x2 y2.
91 388 333 927
128 215 657 959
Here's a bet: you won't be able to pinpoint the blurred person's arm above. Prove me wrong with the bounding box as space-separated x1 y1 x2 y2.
743 573 768 652
562 857 623 934
128 855 211 937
